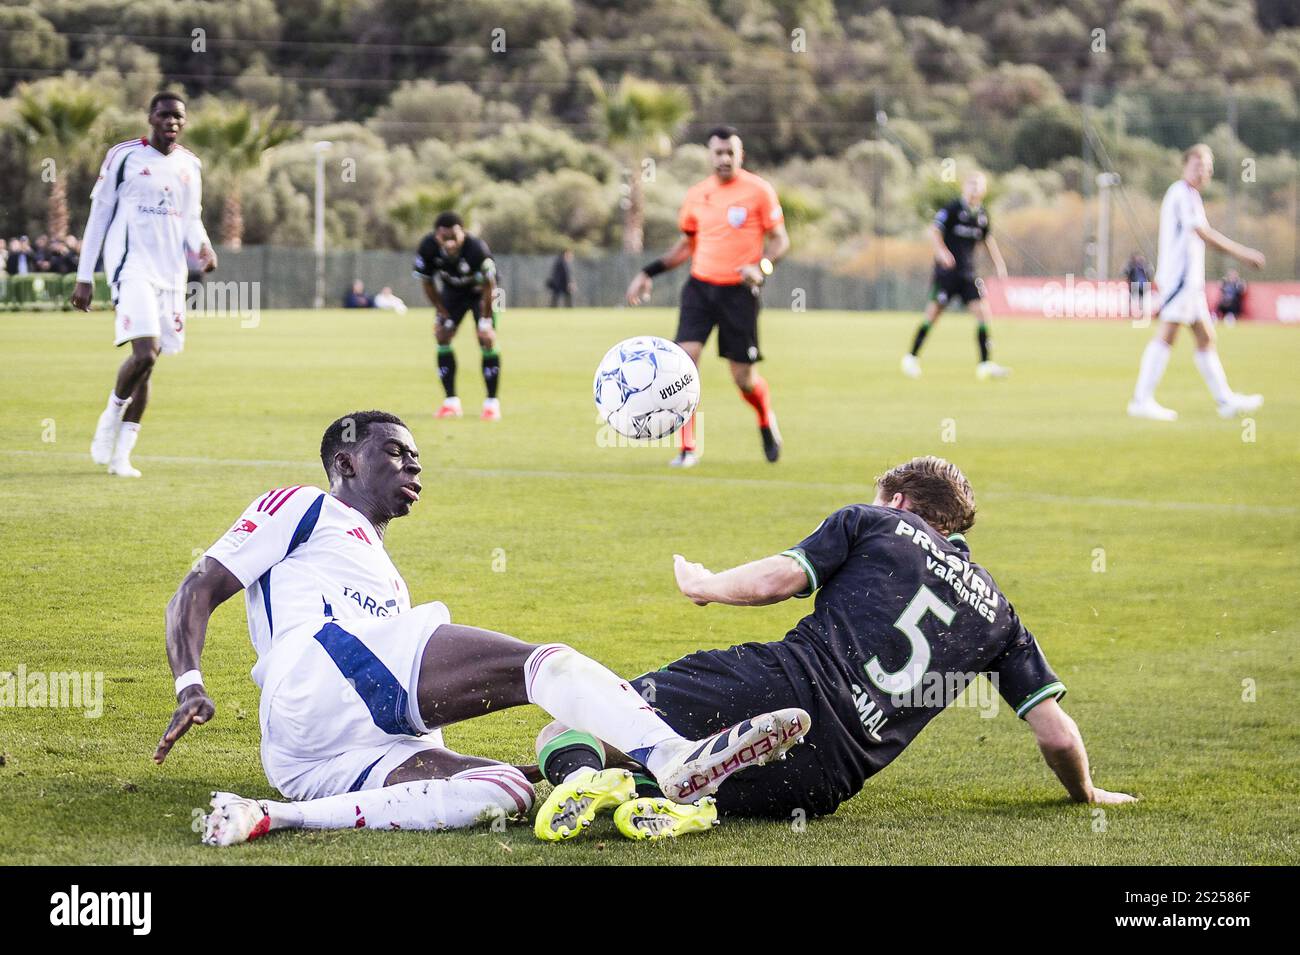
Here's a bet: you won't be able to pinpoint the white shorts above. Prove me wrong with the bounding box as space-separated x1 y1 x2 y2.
1158 286 1211 325
257 601 452 801
113 279 186 353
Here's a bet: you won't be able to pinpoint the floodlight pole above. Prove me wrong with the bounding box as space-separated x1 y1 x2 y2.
313 141 333 309
1096 172 1120 281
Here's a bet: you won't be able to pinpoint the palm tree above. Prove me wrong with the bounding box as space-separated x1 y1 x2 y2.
590 77 692 254
186 102 297 249
11 80 107 239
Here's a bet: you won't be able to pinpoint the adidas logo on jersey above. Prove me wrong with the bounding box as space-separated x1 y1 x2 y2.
347 526 372 544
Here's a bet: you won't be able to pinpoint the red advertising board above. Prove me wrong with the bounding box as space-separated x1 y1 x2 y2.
984 277 1300 324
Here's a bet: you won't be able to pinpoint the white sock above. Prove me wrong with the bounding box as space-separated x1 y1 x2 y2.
282 765 533 831
1193 348 1232 405
106 391 130 415
1133 339 1172 403
113 422 140 461
563 766 598 784
524 644 683 766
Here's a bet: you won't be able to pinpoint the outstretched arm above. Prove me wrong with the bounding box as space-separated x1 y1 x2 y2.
983 235 1008 279
1024 699 1135 805
153 557 243 764
626 234 694 305
673 553 807 607
1194 224 1265 270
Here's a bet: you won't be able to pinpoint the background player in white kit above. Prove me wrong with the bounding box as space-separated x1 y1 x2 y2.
1127 144 1265 422
71 92 218 476
152 410 807 845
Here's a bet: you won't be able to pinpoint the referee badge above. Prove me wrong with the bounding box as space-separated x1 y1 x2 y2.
726 205 748 228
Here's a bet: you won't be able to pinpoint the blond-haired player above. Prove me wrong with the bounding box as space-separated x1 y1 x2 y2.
1128 144 1265 421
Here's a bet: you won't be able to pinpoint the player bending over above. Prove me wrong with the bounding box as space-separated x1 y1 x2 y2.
74 91 218 477
532 455 1134 841
1127 144 1265 422
902 172 1010 381
155 410 806 845
414 212 503 421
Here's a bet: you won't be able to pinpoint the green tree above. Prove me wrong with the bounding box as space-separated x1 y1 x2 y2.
186 101 298 249
9 79 108 239
590 77 692 253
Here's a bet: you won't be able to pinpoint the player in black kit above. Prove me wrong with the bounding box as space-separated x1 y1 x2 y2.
903 171 1011 381
533 455 1134 841
413 211 502 420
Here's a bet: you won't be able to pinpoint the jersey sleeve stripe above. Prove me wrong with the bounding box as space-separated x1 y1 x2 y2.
781 548 818 597
1015 681 1067 718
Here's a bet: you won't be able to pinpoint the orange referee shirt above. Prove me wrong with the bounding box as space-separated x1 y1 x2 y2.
678 168 783 286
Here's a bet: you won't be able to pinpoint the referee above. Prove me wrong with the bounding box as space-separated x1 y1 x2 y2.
626 125 790 467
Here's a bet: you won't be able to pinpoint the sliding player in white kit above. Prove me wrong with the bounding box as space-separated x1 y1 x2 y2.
153 411 807 845
1127 144 1265 422
72 92 217 477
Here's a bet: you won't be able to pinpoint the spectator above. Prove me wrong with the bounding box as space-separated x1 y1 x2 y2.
6 237 33 275
1217 269 1246 325
546 248 575 307
343 279 373 308
1122 252 1150 317
373 285 408 314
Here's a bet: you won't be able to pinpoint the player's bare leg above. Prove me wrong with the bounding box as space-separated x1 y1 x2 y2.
903 300 943 378
1190 317 1261 417
96 337 157 476
670 339 704 467
477 320 501 420
416 624 809 806
434 319 462 418
730 358 780 462
203 749 535 845
971 298 1010 379
1129 321 1180 421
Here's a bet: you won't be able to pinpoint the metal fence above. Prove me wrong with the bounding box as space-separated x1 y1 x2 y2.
198 246 931 312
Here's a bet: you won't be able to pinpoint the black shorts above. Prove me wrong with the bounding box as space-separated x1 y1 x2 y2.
930 270 984 306
629 643 860 819
675 276 762 363
438 289 485 332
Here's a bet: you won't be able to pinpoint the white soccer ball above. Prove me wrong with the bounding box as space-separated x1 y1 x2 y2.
594 336 701 440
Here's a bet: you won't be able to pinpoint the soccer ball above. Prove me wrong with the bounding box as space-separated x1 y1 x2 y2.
594 336 700 440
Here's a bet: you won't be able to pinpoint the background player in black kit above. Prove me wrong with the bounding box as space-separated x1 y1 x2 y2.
413 211 502 420
533 455 1134 840
902 171 1010 381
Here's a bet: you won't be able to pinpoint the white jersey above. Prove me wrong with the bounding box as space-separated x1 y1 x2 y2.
1155 178 1209 304
204 486 414 687
76 137 209 292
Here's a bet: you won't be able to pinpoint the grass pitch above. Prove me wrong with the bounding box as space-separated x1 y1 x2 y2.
1 305 1297 865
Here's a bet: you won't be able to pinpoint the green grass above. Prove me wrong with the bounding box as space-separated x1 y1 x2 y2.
1 306 1297 865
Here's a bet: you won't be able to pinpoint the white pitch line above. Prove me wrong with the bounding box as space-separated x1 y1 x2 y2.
3 448 1296 517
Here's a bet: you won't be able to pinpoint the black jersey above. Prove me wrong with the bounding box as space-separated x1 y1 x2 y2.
412 233 496 294
773 504 1064 784
933 199 989 278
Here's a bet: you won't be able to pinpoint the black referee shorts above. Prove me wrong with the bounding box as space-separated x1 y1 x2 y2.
630 643 851 819
675 276 762 363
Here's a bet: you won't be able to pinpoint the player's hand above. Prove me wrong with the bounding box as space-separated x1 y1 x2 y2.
936 248 957 270
626 272 652 306
198 245 218 273
70 281 94 312
737 263 765 288
1088 787 1138 805
153 685 215 764
673 554 712 606
1242 248 1265 270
